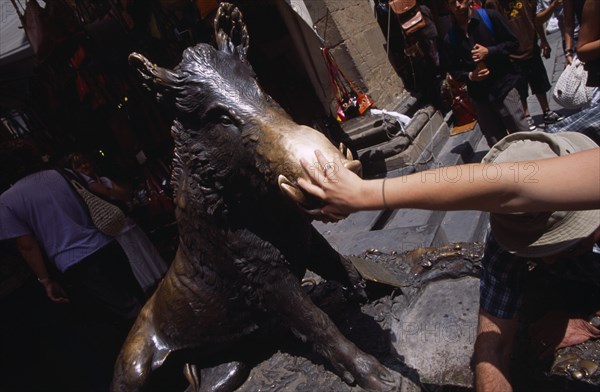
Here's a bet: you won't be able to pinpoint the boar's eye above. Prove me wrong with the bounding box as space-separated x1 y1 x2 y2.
219 115 233 126
203 106 237 128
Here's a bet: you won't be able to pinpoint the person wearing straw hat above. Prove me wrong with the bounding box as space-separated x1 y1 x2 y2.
297 131 599 390
473 131 600 391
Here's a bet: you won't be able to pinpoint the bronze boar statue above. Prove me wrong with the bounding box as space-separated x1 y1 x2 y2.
112 3 396 391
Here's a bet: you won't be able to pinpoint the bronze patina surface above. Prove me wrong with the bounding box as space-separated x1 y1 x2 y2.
111 4 395 392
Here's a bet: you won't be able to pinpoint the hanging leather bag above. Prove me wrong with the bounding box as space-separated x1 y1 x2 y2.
389 0 425 36
401 10 426 35
389 0 417 16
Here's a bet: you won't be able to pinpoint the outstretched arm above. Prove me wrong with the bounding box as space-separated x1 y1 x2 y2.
298 148 600 216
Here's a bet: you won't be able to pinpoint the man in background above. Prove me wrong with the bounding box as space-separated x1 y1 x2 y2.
441 0 529 146
0 143 144 391
485 0 564 130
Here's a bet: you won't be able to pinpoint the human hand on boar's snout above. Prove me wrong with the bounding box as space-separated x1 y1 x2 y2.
298 150 368 217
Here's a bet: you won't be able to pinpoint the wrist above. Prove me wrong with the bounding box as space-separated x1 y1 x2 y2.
37 276 52 286
468 72 473 81
565 48 574 55
361 179 382 210
381 178 389 210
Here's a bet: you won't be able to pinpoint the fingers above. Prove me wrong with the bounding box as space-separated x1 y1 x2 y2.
301 150 348 187
297 177 326 199
300 150 339 181
299 158 319 183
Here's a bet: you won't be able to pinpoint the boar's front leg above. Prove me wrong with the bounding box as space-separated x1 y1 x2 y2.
261 269 397 391
307 227 367 302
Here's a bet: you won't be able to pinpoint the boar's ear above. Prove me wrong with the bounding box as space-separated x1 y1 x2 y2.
128 52 179 104
213 2 250 62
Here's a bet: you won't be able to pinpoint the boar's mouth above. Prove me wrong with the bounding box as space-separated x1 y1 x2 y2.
277 143 361 223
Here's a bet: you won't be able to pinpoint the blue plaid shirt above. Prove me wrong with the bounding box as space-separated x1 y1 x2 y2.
480 234 600 319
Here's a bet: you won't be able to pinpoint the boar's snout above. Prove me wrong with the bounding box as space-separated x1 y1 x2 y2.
274 125 361 222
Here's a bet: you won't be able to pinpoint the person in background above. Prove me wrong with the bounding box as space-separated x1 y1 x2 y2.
440 0 529 147
576 0 600 88
0 145 145 391
546 0 600 139
484 0 564 131
563 0 585 65
68 153 168 294
535 0 564 49
536 0 563 35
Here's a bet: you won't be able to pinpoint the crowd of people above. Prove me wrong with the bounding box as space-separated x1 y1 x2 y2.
1 0 599 391
386 0 597 147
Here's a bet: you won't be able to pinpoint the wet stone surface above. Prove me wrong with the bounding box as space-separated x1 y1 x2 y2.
232 243 600 391
235 243 485 391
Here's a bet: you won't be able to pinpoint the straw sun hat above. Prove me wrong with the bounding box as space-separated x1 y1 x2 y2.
482 131 600 258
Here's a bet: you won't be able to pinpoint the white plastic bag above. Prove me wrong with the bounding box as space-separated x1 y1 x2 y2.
553 57 594 109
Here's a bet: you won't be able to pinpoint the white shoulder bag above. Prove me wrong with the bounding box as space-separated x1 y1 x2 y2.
553 56 594 109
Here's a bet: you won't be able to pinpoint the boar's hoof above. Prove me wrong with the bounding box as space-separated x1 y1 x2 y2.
184 361 250 392
333 350 398 392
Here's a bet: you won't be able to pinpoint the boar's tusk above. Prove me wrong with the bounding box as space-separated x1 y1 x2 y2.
278 175 308 205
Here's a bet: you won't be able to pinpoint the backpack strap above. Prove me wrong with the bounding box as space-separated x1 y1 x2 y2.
476 8 494 35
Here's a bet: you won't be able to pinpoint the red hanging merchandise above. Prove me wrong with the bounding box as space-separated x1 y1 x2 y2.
321 48 375 121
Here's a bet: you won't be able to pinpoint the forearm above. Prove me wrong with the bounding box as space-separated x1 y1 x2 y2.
535 1 557 25
111 184 133 202
371 149 600 213
535 23 548 47
577 0 600 62
298 148 599 216
16 235 50 281
563 1 575 52
90 182 131 202
577 40 600 63
533 3 548 44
